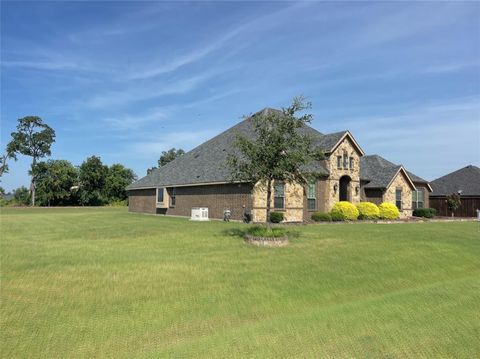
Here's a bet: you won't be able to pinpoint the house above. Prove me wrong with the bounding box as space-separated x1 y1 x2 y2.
127 108 431 221
429 165 480 217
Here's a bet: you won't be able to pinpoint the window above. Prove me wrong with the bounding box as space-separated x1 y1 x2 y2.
337 156 342 169
157 188 164 203
274 182 285 209
349 157 354 170
412 189 424 209
395 189 402 210
170 187 176 207
343 153 348 169
307 181 316 211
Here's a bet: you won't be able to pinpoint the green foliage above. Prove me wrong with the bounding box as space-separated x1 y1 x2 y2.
270 211 284 223
331 201 359 221
311 212 332 222
330 211 344 221
246 225 287 238
107 199 128 207
413 208 437 218
357 202 380 220
105 164 136 202
7 116 56 206
227 96 322 222
12 186 30 206
79 156 108 206
33 160 79 206
379 202 400 220
158 148 185 167
446 193 461 215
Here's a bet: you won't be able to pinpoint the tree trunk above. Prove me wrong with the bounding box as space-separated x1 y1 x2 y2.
31 157 36 206
266 179 272 225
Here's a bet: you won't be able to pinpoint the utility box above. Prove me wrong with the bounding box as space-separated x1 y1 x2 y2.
191 207 209 221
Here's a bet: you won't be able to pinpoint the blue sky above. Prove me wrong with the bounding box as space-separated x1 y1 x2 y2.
1 1 479 192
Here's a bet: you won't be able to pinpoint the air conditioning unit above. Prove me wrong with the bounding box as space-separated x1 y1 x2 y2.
191 207 209 221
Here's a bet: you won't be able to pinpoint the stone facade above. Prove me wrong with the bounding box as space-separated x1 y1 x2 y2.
324 136 362 212
252 181 304 222
383 170 414 217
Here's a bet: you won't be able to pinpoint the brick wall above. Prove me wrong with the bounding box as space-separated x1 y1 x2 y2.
128 188 157 214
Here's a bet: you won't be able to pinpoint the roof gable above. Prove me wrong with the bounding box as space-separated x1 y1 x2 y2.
360 154 425 190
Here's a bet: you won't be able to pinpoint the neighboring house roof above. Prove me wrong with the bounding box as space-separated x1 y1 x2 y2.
360 155 429 190
128 108 337 190
430 165 480 196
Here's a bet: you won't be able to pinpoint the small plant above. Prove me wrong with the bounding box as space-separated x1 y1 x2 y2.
378 202 400 220
446 193 461 217
330 201 359 221
357 202 380 220
270 211 284 223
330 212 344 221
246 225 287 238
413 208 437 218
311 212 332 222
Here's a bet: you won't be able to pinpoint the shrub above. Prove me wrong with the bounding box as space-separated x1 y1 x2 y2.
246 225 286 238
357 202 380 220
330 212 344 221
269 211 284 223
413 208 437 218
330 201 359 221
108 199 128 207
311 212 332 222
379 202 400 220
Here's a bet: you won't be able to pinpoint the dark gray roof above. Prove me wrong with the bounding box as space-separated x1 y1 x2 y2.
360 154 427 189
314 131 348 153
430 165 480 196
128 108 332 189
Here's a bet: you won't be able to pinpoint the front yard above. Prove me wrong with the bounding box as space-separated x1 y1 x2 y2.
1 207 479 358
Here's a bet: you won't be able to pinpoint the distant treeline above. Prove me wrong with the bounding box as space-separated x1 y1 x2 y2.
2 155 136 207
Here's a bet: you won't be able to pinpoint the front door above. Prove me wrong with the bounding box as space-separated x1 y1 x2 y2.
339 176 351 201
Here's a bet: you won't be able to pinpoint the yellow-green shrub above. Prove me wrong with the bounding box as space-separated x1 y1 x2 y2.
379 202 400 220
330 201 359 221
357 202 380 220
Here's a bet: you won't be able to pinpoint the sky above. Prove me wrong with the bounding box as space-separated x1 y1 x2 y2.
1 1 479 192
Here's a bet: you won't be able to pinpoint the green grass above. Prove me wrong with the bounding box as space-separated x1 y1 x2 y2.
1 207 479 358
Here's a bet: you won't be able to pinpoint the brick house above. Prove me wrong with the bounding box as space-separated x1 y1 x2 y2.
127 108 431 221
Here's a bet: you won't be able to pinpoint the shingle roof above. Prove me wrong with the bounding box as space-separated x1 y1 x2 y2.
128 108 333 190
360 154 426 189
430 165 480 196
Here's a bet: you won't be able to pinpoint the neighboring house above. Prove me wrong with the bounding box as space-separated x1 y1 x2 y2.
429 165 480 217
127 108 431 221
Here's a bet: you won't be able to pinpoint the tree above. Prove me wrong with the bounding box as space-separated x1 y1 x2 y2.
147 148 185 174
78 156 108 206
158 148 185 167
33 160 79 206
13 186 30 206
7 116 55 206
446 193 461 217
0 148 17 178
146 167 156 175
226 96 322 223
105 164 136 202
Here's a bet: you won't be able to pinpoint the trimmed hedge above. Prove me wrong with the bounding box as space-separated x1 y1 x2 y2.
270 211 284 223
330 201 359 221
379 202 400 220
357 202 380 220
311 212 332 222
413 208 437 218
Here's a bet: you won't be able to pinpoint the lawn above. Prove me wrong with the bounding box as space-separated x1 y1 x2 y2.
1 207 479 358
